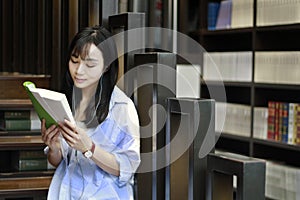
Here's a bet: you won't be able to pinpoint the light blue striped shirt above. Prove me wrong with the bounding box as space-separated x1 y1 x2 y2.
47 86 140 200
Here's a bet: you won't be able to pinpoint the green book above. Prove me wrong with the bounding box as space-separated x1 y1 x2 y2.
4 111 31 119
23 81 75 128
5 119 31 131
15 159 48 171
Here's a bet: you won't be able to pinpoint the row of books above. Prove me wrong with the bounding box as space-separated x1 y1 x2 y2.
0 110 41 131
257 0 300 26
203 51 252 82
267 101 300 145
208 0 253 30
255 51 300 85
216 101 300 145
266 161 300 200
208 0 300 30
236 101 300 146
216 102 251 137
203 51 300 85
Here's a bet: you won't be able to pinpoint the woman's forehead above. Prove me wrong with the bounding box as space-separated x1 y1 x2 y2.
72 43 102 59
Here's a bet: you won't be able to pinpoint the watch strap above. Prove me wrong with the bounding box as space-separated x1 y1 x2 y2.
90 141 95 154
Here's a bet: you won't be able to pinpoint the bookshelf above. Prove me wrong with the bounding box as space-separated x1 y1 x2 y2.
192 0 300 198
0 74 53 199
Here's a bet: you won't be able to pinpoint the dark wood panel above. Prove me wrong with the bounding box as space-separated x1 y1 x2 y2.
23 0 37 74
12 0 23 73
79 0 89 30
2 0 13 72
0 1 2 71
0 73 51 99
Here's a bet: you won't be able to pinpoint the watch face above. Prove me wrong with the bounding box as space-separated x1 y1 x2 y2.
84 150 93 158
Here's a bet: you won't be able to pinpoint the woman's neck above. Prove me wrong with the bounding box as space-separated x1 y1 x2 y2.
81 83 98 102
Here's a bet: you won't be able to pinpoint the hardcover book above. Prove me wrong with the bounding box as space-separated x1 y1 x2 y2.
23 81 75 128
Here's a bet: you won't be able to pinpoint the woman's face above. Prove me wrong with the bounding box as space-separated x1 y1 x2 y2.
69 44 105 91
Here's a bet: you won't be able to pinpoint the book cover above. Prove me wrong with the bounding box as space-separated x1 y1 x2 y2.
23 81 75 128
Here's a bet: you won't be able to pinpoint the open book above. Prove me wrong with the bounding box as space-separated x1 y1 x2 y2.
23 81 75 128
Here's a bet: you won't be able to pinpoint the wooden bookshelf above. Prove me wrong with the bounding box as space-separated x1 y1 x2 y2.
0 75 51 199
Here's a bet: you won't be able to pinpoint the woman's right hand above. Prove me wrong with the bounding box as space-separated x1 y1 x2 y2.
41 119 61 153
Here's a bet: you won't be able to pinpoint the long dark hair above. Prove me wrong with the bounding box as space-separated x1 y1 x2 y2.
62 25 119 127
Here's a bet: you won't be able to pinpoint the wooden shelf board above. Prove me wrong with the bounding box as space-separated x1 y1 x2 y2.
0 176 51 191
0 135 44 149
0 99 32 108
0 130 41 136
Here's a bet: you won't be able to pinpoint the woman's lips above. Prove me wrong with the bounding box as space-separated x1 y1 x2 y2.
75 78 86 83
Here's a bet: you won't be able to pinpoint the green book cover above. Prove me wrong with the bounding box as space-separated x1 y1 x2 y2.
23 81 74 128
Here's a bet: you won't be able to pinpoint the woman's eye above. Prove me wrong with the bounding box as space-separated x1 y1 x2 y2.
71 58 79 64
86 63 97 68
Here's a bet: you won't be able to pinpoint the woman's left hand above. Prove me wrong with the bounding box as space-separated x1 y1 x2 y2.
58 119 93 153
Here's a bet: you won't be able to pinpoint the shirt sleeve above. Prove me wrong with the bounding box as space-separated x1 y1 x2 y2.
110 101 140 187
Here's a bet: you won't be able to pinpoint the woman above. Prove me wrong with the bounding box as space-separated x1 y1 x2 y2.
41 25 140 199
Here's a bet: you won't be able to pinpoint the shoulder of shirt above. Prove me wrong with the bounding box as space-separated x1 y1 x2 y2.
109 86 133 110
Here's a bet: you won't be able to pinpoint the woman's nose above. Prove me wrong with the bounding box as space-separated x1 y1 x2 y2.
76 62 85 74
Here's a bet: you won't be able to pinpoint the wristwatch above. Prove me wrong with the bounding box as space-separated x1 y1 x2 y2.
83 141 95 158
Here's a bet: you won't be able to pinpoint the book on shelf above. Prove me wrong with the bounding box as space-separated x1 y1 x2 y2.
11 150 48 171
207 2 220 30
215 0 232 30
254 51 300 85
231 0 253 28
257 0 300 26
23 81 75 128
0 110 41 131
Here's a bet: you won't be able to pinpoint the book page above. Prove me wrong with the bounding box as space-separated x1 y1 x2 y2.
30 88 75 124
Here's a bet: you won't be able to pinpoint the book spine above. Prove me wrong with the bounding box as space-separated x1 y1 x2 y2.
267 101 276 140
5 119 31 131
274 102 280 141
17 150 46 160
207 2 220 30
281 102 289 143
4 111 31 119
16 159 48 171
295 104 300 145
288 103 294 144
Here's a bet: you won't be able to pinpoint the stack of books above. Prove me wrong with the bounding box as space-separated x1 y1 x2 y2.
203 51 252 82
255 52 300 85
0 110 41 131
257 0 300 26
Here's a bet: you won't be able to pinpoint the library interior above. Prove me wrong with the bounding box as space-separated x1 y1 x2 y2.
0 0 300 199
